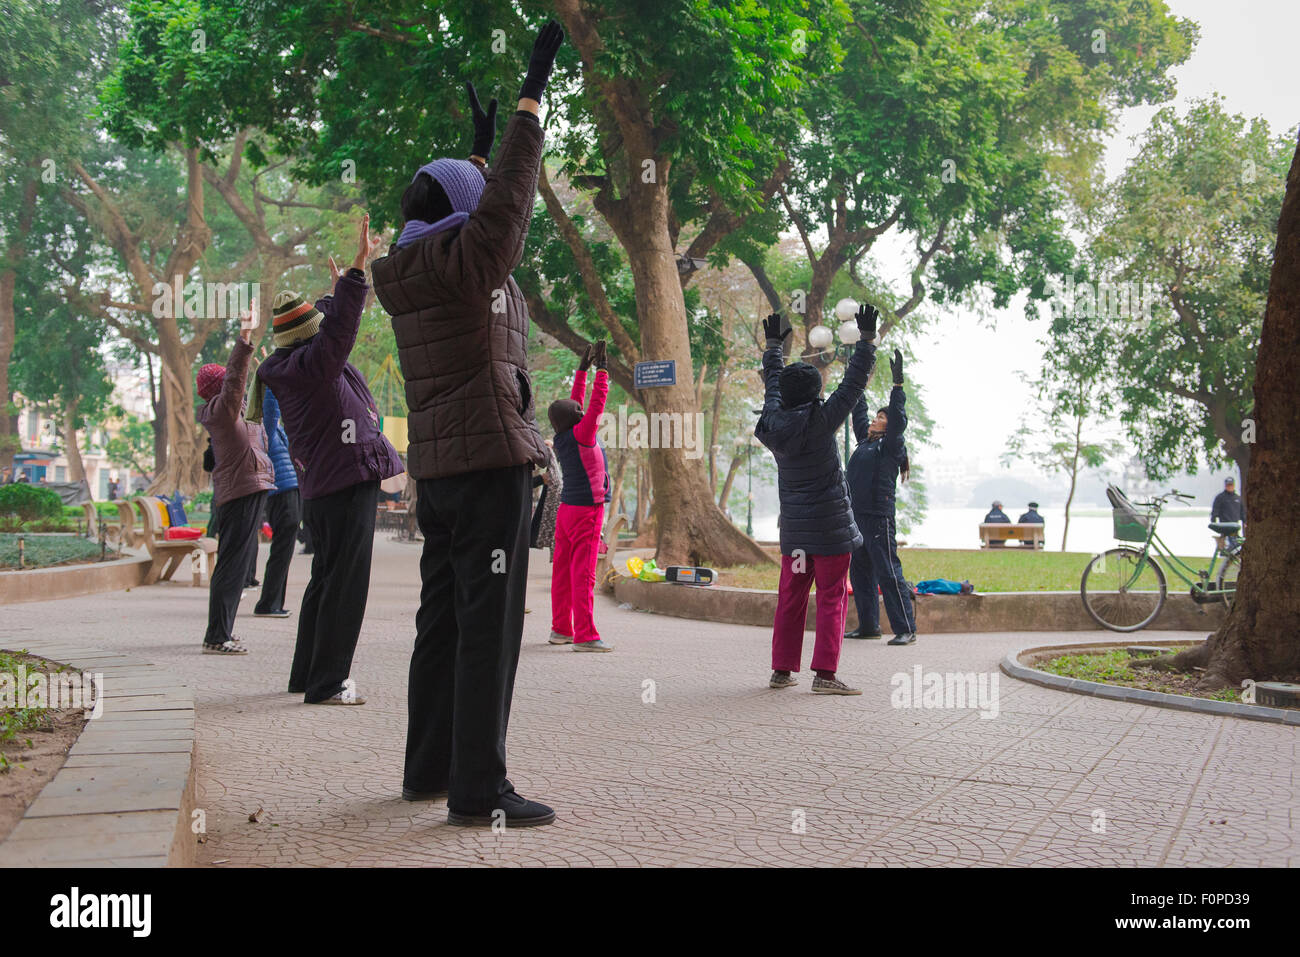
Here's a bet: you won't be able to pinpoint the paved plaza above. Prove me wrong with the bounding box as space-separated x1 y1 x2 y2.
3 536 1296 867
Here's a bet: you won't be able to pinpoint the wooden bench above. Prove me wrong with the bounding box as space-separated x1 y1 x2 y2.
132 498 218 586
979 522 1045 549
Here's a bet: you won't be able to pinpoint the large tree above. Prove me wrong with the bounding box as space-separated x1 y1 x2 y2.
1085 98 1293 496
0 0 114 469
1138 131 1300 689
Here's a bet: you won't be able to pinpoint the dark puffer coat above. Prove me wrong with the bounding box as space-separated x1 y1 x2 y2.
847 385 907 517
754 340 876 555
371 111 550 480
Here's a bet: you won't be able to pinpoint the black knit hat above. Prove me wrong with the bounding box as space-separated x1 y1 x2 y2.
779 362 822 408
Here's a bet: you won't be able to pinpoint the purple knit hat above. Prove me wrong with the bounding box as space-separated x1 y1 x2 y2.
396 159 485 248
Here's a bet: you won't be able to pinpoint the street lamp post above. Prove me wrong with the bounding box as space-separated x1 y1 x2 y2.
810 297 867 467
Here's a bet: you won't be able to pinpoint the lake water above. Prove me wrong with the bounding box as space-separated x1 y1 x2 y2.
751 505 1224 558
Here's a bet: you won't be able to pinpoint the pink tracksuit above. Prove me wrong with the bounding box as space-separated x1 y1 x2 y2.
551 369 610 644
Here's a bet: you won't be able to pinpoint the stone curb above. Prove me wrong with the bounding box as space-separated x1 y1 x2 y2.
1000 639 1300 726
0 639 197 867
613 575 1225 633
0 551 150 606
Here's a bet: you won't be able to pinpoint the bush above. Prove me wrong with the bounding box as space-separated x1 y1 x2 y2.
0 484 63 530
191 490 213 508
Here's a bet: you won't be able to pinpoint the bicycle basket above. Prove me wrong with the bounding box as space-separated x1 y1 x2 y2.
1106 484 1151 543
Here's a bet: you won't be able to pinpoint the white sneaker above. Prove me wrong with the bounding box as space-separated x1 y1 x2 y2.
573 639 613 653
203 639 248 655
317 678 365 705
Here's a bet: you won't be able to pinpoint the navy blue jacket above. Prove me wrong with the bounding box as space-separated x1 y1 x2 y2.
1211 491 1246 524
846 385 907 517
984 507 1010 523
754 340 875 555
260 388 299 496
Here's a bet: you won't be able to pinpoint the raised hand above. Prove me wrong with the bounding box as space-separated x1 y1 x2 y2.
239 299 258 343
762 312 791 348
855 302 879 340
351 212 382 271
593 340 608 370
578 341 595 371
889 348 904 385
520 20 564 104
466 81 498 160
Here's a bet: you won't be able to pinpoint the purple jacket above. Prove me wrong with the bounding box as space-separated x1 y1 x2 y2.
199 338 276 506
256 269 403 501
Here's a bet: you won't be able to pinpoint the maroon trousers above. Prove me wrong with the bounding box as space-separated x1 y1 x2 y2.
770 552 852 674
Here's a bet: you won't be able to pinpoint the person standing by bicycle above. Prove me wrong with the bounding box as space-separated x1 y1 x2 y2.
1211 477 1245 549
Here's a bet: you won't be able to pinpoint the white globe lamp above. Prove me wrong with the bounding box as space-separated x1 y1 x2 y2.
839 322 861 344
808 325 833 350
833 298 858 324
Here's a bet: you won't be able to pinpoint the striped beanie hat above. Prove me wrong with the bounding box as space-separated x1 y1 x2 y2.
271 291 324 348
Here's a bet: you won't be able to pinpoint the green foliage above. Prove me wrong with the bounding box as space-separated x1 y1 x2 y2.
0 532 100 568
0 484 64 528
101 409 157 480
1080 97 1294 481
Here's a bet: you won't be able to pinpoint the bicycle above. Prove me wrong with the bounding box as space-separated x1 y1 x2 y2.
1079 485 1243 633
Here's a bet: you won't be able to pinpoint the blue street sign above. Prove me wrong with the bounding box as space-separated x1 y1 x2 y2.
633 359 677 389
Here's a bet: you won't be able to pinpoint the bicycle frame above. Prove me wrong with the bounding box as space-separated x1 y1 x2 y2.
1117 500 1236 600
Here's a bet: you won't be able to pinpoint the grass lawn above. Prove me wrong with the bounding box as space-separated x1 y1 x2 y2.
717 547 1210 593
1036 646 1242 703
0 533 104 570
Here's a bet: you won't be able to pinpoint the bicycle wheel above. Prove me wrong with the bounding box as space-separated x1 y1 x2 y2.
1216 550 1242 611
1081 547 1167 632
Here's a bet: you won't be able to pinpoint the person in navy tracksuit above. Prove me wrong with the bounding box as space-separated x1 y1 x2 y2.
845 348 917 645
252 387 301 618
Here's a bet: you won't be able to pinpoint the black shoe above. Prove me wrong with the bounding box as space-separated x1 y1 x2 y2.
447 791 555 828
845 628 883 639
402 787 448 802
253 608 292 618
887 632 917 645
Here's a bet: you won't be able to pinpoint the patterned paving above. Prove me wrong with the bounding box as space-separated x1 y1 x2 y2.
3 536 1296 866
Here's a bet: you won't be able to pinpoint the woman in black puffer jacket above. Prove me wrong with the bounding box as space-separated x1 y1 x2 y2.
755 306 877 696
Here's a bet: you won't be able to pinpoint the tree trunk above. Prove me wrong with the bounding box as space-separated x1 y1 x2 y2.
149 333 204 495
718 452 744 511
147 353 167 476
62 400 85 483
708 364 728 492
1062 412 1083 551
609 185 767 566
1198 132 1300 688
0 175 39 471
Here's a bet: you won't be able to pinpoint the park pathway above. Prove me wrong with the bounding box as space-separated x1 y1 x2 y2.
3 536 1295 866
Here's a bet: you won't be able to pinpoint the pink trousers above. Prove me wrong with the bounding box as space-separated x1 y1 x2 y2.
551 503 605 643
770 552 852 673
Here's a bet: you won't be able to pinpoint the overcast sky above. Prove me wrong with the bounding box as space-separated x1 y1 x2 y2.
898 0 1297 472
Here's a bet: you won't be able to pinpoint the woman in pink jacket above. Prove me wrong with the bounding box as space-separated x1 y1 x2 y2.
547 341 612 652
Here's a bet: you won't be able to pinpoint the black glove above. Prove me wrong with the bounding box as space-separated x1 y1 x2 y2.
890 348 903 385
520 20 564 103
856 302 879 340
762 313 792 349
593 340 608 370
578 342 595 371
466 82 498 160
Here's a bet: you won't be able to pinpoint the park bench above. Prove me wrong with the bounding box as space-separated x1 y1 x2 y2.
979 523 1045 549
115 500 147 549
132 497 217 586
81 502 123 546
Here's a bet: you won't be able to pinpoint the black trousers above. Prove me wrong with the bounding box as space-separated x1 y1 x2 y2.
203 490 268 646
289 481 379 702
850 510 916 636
404 465 531 814
255 488 301 614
